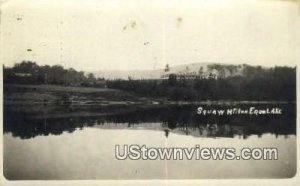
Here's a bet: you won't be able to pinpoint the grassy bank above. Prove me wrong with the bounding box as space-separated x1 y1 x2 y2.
4 84 292 106
3 84 169 119
3 84 293 119
4 84 149 106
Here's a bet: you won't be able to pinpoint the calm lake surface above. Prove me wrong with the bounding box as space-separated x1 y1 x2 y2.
3 103 296 179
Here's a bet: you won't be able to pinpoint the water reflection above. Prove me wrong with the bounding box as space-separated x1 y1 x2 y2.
4 104 296 139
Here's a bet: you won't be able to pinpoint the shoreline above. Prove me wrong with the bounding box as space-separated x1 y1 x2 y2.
4 84 295 106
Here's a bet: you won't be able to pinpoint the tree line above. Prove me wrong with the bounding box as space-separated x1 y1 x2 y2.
107 65 296 101
3 61 296 101
3 61 105 87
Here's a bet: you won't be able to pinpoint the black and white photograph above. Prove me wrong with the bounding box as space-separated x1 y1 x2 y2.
0 0 299 184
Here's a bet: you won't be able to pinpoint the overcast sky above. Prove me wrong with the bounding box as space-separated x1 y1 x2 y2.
1 0 299 71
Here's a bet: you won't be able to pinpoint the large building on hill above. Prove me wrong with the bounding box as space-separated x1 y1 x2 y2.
161 64 218 80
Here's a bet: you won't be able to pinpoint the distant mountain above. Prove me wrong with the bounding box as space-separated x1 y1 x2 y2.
91 69 164 80
91 63 250 80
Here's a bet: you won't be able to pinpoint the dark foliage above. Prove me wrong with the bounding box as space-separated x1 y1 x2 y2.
107 65 296 101
3 61 105 87
3 62 296 101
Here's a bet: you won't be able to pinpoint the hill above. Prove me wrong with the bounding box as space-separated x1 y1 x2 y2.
92 63 252 80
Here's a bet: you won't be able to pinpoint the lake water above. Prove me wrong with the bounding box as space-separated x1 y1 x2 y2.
3 104 296 179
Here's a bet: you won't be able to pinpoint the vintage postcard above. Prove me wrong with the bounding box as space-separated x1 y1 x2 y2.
0 0 299 185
